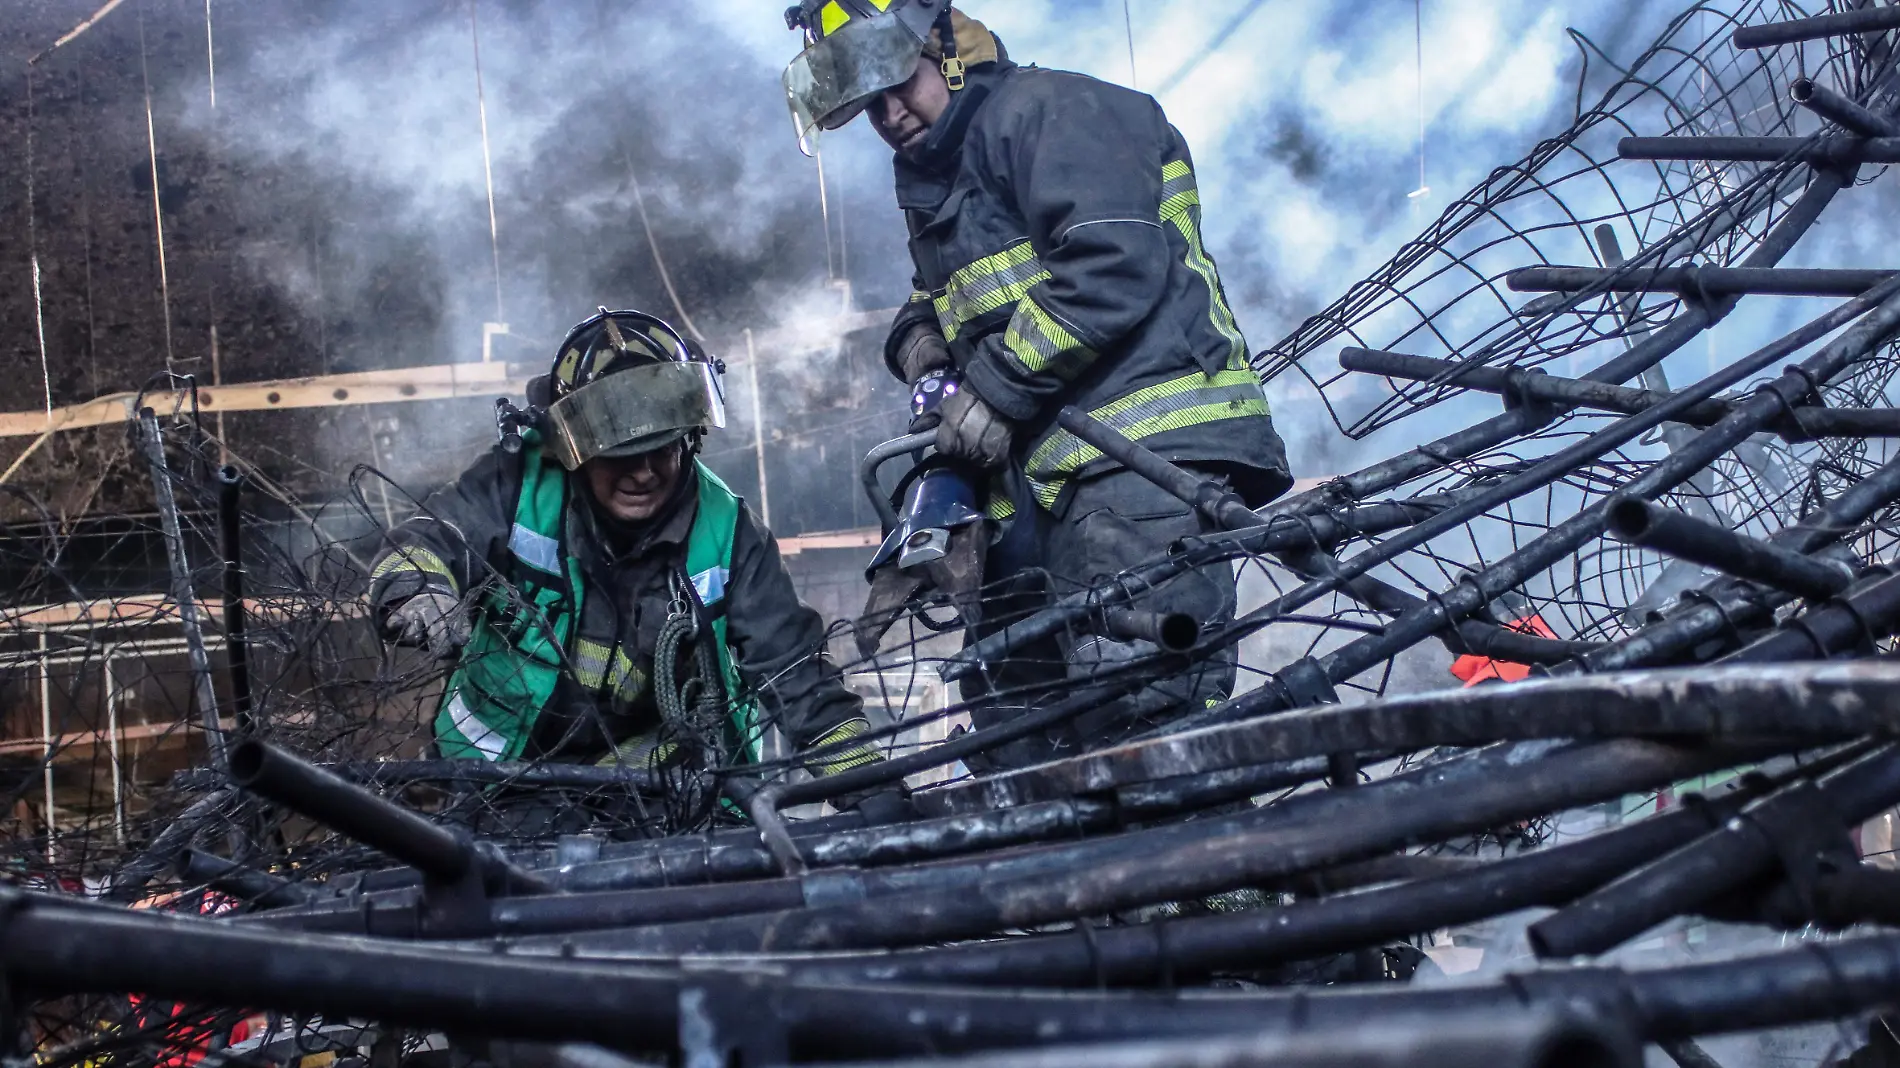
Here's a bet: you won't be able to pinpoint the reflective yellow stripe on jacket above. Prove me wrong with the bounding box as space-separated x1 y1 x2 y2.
572 637 649 701
370 546 459 594
1025 357 1271 510
1161 159 1249 367
931 240 1050 342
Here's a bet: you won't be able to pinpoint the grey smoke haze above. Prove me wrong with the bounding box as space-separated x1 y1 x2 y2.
157 0 1713 480
125 0 1897 546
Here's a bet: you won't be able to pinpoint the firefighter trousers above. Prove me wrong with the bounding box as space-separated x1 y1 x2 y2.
961 465 1239 772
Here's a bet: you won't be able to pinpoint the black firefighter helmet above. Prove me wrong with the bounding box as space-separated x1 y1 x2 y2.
530 309 727 472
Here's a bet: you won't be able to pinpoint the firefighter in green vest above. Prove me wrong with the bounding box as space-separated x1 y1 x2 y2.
368 309 885 808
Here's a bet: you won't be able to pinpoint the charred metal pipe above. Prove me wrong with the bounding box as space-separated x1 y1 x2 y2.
802 750 1836 988
1341 347 1732 423
1607 499 1854 601
769 673 1166 809
1052 407 1592 671
972 663 1900 804
177 848 315 909
1054 407 1259 530
1341 346 1900 441
1296 273 1900 707
1790 78 1900 138
940 494 1455 684
1103 609 1199 653
1566 452 1900 674
1617 135 1900 163
136 408 228 763
334 759 665 793
804 1011 1642 1068
1719 568 1900 664
18 891 1900 1056
1733 6 1900 48
1527 743 1900 958
537 740 1761 957
228 738 478 886
216 464 255 733
1505 266 1896 298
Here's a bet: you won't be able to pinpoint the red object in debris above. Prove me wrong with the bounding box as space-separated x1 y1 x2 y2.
128 890 259 1067
1449 612 1560 687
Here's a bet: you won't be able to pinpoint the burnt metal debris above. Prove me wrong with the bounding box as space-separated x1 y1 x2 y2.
6 3 1900 1068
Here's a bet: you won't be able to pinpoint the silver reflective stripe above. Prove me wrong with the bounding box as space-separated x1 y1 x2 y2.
509 523 562 574
446 690 506 761
692 566 729 606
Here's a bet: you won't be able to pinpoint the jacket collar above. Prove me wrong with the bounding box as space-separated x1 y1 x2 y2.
893 60 1014 188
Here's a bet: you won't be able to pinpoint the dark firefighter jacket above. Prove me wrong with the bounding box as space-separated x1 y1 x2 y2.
367 443 874 771
885 55 1293 513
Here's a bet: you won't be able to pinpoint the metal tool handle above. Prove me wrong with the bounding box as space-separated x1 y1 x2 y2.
860 432 938 533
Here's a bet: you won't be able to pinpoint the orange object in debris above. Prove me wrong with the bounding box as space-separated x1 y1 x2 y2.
1449 612 1560 687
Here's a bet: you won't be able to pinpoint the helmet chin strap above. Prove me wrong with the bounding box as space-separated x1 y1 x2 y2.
935 7 965 91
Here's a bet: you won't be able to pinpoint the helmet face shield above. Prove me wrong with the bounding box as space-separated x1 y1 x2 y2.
783 11 927 154
544 361 728 471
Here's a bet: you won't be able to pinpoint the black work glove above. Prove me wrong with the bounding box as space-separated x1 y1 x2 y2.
893 322 954 383
936 384 1014 468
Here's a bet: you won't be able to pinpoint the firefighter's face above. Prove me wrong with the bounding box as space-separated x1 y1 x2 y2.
585 445 684 524
869 56 951 159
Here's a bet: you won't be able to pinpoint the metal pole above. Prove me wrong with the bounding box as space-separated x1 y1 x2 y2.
1618 135 1900 163
105 645 124 847
1732 5 1900 48
135 407 227 763
217 464 254 733
39 632 54 866
745 328 770 527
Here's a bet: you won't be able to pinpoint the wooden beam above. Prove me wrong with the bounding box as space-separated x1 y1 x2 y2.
0 363 537 438
779 528 882 555
0 309 904 441
0 717 236 760
4 595 365 629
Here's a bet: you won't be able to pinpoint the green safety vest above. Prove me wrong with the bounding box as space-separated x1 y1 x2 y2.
434 435 755 763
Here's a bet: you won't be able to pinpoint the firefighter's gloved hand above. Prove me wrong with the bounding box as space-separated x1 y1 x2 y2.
893 323 953 383
386 592 470 659
937 386 1013 468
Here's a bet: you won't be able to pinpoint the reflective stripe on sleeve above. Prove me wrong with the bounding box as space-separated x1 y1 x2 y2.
931 240 1051 341
1025 361 1271 510
370 546 459 594
1002 292 1098 381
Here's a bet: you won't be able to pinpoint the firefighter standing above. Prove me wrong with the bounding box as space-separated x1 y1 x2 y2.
782 2 1293 768
369 310 883 811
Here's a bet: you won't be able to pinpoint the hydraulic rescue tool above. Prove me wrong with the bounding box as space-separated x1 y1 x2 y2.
855 368 990 656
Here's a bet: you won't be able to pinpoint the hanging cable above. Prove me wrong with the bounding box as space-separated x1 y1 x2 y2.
25 68 52 422
1123 0 1139 89
623 153 707 344
1408 0 1430 201
469 0 504 322
27 0 130 65
204 0 216 109
816 144 837 283
138 2 178 373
